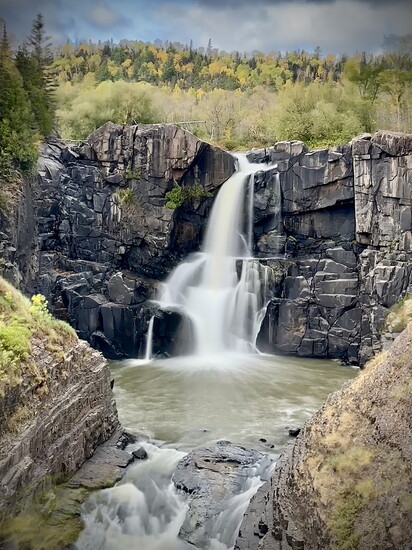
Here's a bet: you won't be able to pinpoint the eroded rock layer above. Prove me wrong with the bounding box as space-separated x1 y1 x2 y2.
235 324 412 550
0 339 118 515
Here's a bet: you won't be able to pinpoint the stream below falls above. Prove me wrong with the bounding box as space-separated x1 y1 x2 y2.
75 353 356 550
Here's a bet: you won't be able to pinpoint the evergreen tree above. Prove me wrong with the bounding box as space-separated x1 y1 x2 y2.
16 14 54 136
0 23 37 177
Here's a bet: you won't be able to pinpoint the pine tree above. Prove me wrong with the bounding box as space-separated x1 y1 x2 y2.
0 22 10 60
29 14 52 68
207 38 212 59
16 14 54 136
0 23 37 177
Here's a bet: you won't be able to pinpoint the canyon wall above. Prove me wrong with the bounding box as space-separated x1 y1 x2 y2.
235 323 412 550
252 130 412 364
1 125 411 364
0 278 118 516
0 123 235 359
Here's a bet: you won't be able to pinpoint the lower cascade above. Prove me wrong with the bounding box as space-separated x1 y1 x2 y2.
154 153 276 357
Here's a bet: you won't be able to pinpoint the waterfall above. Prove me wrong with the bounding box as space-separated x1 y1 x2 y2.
144 316 155 361
156 154 275 357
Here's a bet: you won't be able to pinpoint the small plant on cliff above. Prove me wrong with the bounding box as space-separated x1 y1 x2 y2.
116 187 134 205
125 166 141 180
165 183 212 209
0 278 76 397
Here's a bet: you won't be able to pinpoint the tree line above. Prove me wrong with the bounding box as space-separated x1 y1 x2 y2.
1 15 411 182
0 14 54 180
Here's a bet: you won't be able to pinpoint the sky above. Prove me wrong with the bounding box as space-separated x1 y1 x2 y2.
1 0 411 55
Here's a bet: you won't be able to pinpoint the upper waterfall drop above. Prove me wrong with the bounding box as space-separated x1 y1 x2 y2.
156 153 277 357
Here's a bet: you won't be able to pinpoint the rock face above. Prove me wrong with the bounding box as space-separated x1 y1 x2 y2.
1 126 410 364
173 441 272 548
253 131 412 364
235 324 412 550
0 339 118 516
0 123 235 359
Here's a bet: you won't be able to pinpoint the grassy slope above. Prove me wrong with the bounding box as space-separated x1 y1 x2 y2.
0 276 77 412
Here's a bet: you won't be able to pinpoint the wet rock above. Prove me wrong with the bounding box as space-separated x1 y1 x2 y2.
69 430 134 490
174 441 272 548
116 431 136 450
132 447 148 460
288 428 301 437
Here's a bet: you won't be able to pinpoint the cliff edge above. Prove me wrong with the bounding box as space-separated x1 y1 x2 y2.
236 322 412 549
0 277 118 521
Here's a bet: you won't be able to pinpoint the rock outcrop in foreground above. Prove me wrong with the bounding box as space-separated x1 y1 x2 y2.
236 324 412 550
0 277 118 520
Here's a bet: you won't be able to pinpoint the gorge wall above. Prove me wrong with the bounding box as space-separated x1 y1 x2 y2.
1 124 411 364
0 278 119 518
235 324 412 550
253 130 412 364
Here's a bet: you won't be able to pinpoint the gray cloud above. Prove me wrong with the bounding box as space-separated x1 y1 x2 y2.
195 0 412 5
84 1 131 30
1 0 411 53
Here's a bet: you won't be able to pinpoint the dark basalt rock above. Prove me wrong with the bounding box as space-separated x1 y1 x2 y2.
174 441 272 548
132 447 148 460
1 124 235 359
1 127 411 365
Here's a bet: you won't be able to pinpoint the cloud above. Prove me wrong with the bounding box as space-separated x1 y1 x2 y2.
195 0 412 5
154 0 412 53
1 0 411 53
84 2 130 30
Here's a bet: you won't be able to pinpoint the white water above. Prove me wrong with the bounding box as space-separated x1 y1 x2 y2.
145 316 155 361
76 443 273 550
76 445 191 550
156 154 275 356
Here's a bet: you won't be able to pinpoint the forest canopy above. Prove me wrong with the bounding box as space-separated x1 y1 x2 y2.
1 15 411 181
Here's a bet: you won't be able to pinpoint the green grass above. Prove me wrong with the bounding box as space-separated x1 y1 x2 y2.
0 277 77 397
116 187 135 205
384 295 412 333
0 483 88 550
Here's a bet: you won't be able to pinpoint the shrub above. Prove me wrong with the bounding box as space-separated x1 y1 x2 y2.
165 184 212 209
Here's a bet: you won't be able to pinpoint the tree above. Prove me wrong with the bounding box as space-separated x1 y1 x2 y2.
29 14 52 68
15 14 54 136
344 56 383 102
379 69 412 129
0 23 37 176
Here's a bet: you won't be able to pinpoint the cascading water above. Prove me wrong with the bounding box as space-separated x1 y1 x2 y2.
74 152 357 550
144 316 155 361
156 154 275 356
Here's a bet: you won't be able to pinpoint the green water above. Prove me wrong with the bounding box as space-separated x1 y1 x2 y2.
110 352 357 455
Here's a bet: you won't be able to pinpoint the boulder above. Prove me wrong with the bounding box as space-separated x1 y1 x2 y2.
174 441 272 548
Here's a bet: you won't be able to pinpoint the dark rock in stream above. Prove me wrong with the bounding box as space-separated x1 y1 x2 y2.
132 447 148 460
68 429 135 490
173 441 273 548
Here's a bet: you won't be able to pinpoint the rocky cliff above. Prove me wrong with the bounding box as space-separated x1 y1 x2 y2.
253 130 412 364
0 277 118 520
0 123 235 359
235 322 412 550
0 125 410 364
